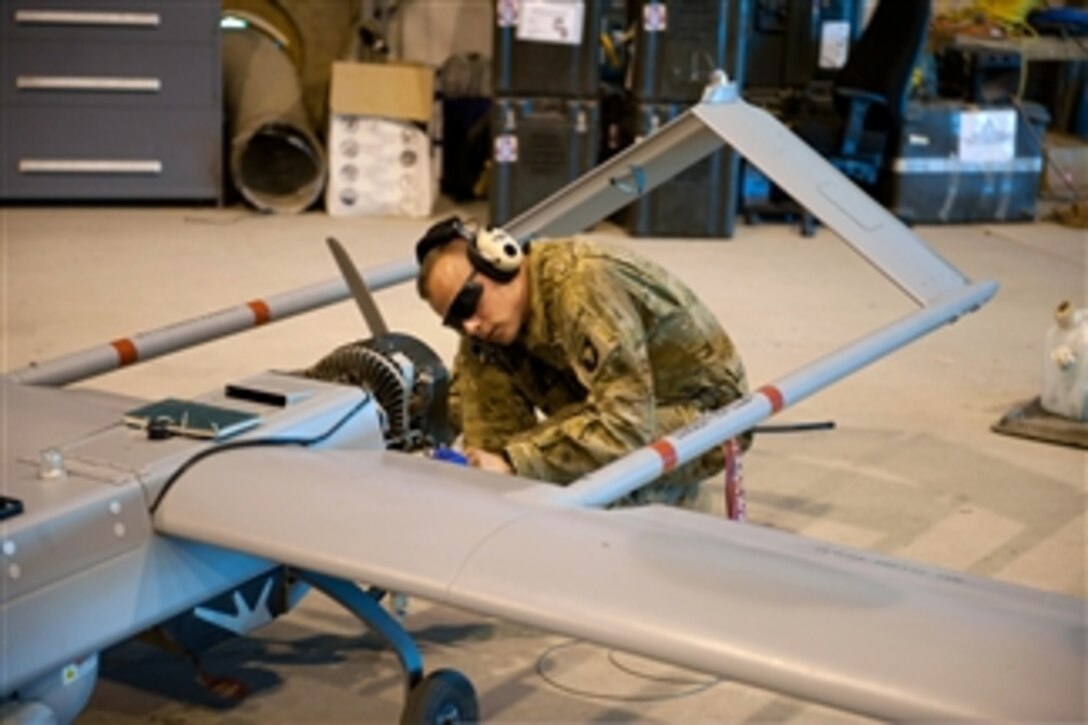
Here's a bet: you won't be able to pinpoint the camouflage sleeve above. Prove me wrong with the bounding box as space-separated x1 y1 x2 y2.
503 263 655 483
453 339 538 453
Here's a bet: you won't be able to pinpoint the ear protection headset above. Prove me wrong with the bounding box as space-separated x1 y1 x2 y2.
415 216 523 283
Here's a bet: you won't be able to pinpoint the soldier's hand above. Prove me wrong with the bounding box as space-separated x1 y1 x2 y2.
466 448 513 474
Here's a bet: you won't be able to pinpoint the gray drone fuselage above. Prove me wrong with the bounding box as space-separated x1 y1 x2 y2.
2 373 385 714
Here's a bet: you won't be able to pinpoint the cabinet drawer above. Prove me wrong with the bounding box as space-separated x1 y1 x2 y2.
2 1 219 45
2 106 222 200
2 39 219 108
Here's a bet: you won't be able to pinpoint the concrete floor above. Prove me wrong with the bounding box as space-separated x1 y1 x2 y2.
2 200 1085 723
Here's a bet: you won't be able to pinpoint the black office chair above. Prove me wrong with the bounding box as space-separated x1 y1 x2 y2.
797 0 932 191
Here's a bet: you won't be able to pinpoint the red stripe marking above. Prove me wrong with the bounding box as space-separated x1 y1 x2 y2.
650 439 679 472
111 338 138 366
758 384 785 413
247 300 271 326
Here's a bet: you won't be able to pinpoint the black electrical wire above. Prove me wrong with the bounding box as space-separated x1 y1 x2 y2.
148 396 371 514
753 420 836 434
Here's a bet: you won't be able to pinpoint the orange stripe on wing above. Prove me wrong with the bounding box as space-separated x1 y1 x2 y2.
650 439 679 472
110 338 138 366
758 384 785 413
247 300 271 326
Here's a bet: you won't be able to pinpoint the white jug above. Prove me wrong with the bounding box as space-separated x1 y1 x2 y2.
1040 301 1088 421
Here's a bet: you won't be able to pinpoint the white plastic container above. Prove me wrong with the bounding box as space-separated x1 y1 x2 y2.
1040 301 1088 421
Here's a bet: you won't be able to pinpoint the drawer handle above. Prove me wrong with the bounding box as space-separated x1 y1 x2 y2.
16 76 162 93
14 10 161 27
19 160 163 175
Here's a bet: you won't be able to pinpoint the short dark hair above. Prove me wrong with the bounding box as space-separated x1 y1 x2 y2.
416 238 469 301
415 216 470 266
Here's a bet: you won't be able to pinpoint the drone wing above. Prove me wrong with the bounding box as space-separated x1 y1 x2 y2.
154 447 1085 722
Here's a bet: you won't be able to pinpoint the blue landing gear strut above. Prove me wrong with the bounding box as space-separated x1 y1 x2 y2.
298 571 479 724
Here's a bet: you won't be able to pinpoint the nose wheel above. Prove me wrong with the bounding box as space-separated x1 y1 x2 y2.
402 669 479 724
297 571 479 724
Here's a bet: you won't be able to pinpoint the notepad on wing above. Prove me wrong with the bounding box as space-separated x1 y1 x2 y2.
123 398 260 440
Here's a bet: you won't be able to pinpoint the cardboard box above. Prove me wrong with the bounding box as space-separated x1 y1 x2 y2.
326 61 439 218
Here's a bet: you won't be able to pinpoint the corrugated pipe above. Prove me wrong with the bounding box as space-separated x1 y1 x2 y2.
221 26 325 213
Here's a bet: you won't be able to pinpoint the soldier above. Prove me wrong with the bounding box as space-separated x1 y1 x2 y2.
415 216 751 513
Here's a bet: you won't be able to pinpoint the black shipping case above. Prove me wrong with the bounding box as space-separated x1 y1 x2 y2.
489 97 600 225
441 97 492 201
936 45 1024 104
629 0 751 103
620 102 740 237
1023 57 1087 137
493 0 603 97
883 100 1049 224
744 0 863 91
439 53 492 201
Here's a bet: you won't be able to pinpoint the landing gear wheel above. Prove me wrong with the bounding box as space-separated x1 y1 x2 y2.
400 669 478 725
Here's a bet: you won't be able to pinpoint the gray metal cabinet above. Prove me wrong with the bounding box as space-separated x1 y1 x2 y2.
1 1 222 201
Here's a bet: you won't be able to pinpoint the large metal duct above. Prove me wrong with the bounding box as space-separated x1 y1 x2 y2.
221 25 325 213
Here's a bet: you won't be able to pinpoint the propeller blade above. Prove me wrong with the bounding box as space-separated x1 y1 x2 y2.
327 236 390 337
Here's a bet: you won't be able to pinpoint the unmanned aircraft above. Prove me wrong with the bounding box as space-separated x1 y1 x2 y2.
2 74 1084 724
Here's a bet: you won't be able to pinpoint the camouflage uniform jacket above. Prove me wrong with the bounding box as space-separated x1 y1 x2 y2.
451 238 749 489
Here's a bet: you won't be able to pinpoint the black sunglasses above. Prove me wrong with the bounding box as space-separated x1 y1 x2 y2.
443 271 484 331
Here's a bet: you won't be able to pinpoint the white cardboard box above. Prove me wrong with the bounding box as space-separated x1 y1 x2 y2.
326 62 439 218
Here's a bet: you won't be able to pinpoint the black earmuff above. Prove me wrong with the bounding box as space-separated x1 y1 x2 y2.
415 216 523 284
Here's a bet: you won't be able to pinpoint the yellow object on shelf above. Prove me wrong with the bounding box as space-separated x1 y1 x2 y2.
975 0 1037 24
